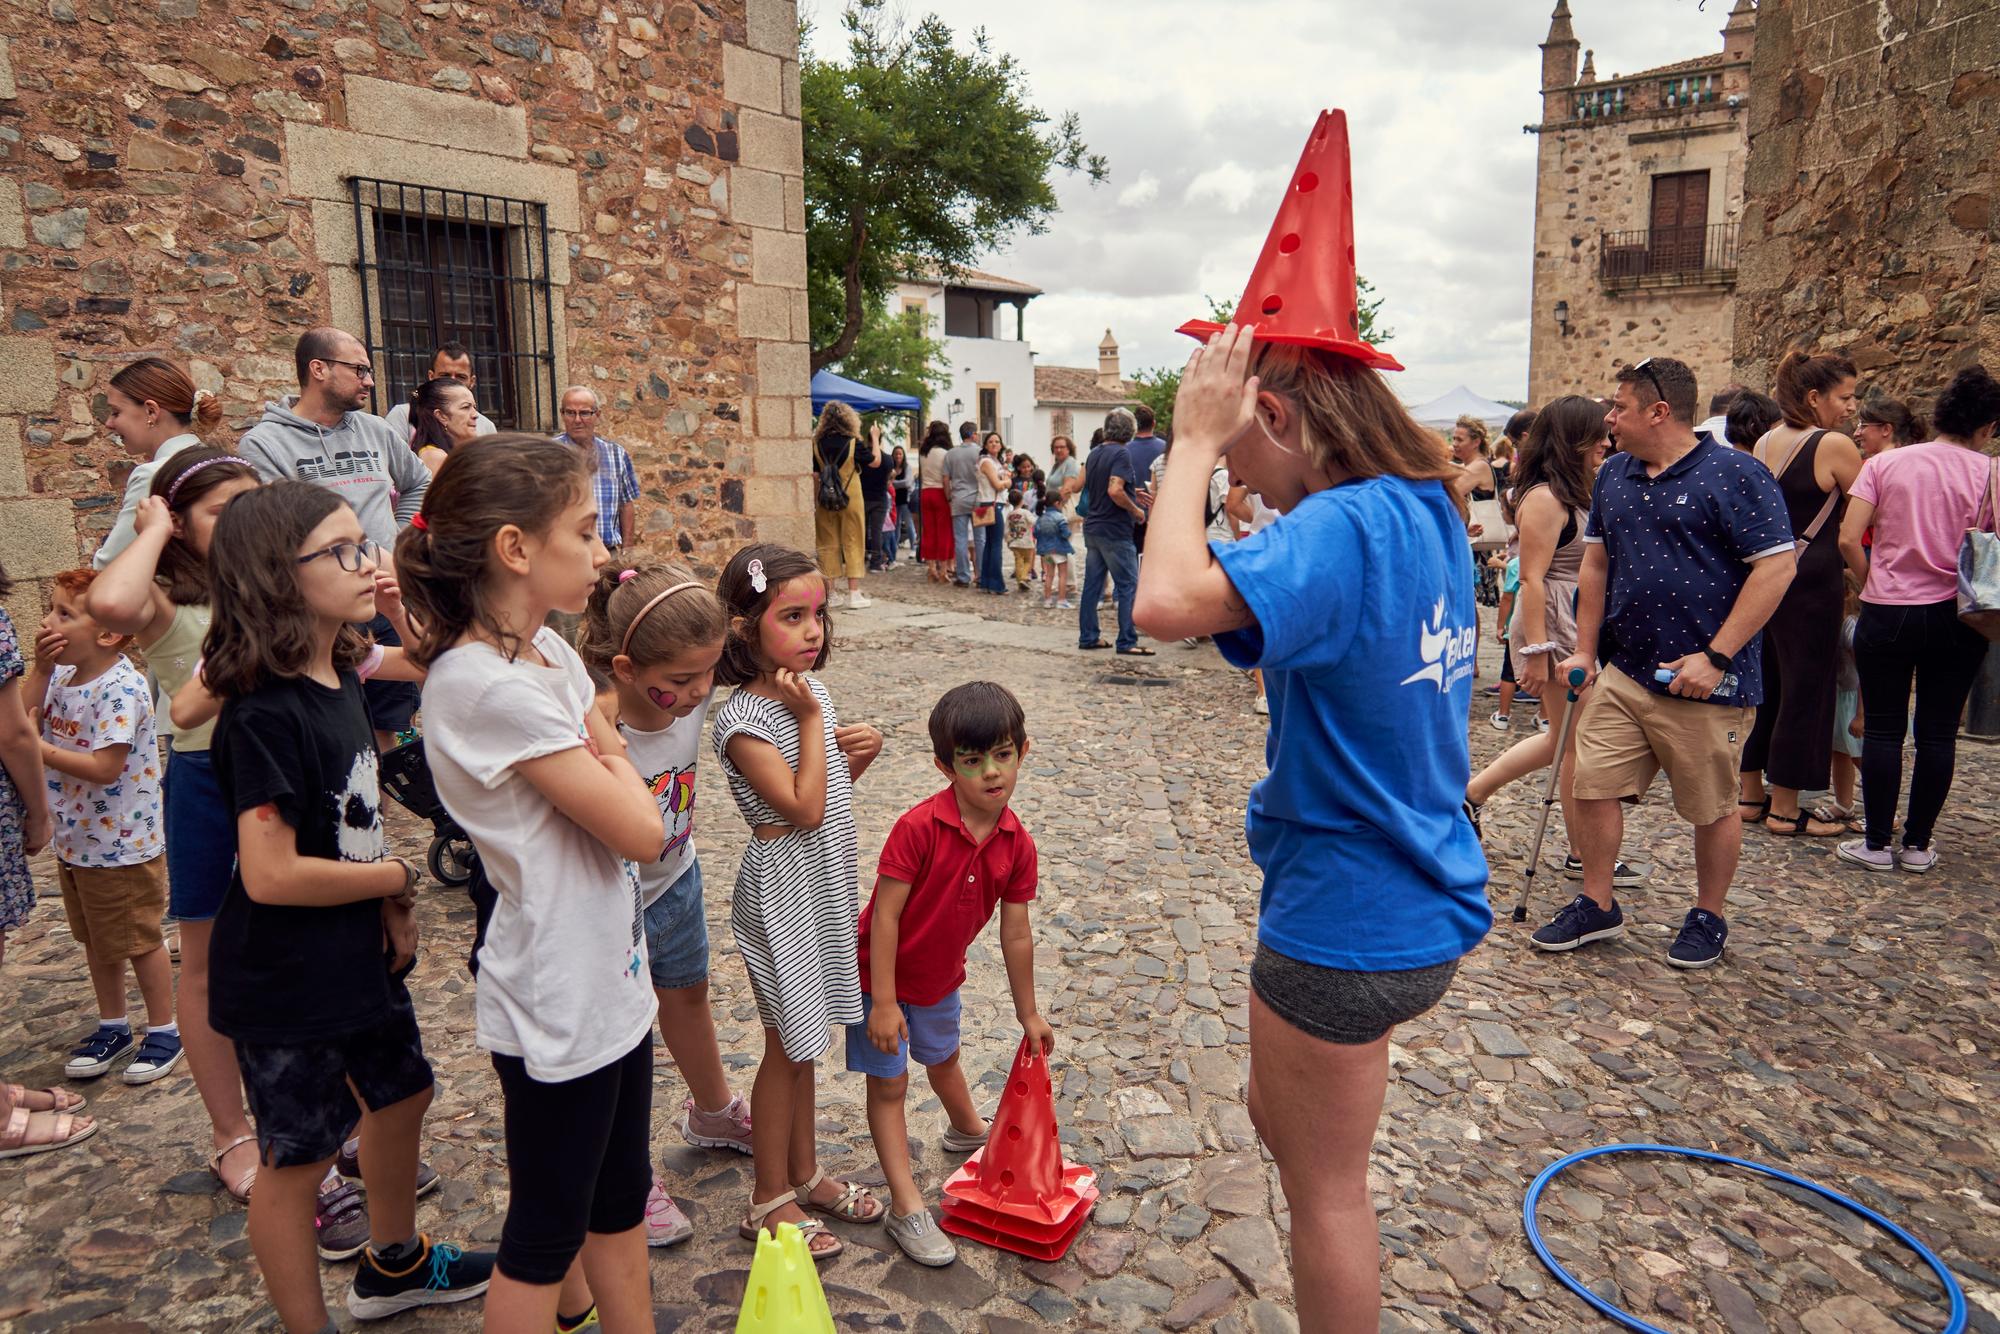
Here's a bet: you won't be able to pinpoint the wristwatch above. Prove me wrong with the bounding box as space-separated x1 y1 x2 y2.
1701 645 1732 672
391 857 420 903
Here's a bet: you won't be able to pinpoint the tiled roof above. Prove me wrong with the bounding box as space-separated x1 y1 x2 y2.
1617 51 1729 82
1035 365 1139 406
904 262 1043 297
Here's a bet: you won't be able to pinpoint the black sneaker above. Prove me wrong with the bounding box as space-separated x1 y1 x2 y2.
347 1235 495 1320
1531 894 1625 952
336 1140 441 1199
1667 909 1727 970
316 1175 371 1261
1462 798 1483 840
1562 855 1645 888
64 1024 135 1079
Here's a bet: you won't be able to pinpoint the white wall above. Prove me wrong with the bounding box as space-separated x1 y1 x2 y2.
891 280 1039 468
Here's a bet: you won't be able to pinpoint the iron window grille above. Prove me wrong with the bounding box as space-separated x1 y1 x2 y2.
348 178 558 433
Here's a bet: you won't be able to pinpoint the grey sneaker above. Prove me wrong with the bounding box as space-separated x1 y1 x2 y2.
940 1120 989 1154
316 1173 371 1261
1896 845 1937 873
885 1207 957 1267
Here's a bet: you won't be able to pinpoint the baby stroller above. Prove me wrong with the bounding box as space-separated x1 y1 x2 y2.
379 736 476 888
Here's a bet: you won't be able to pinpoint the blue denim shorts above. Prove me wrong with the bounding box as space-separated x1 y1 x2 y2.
844 990 963 1078
642 859 709 990
165 748 236 922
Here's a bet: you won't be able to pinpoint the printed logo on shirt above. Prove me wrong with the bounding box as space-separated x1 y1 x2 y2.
624 859 645 979
1400 596 1477 693
334 750 386 863
647 764 697 860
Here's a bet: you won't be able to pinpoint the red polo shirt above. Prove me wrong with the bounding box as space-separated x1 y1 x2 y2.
857 787 1039 1007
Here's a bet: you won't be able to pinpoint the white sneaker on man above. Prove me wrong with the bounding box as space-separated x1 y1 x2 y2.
846 590 873 610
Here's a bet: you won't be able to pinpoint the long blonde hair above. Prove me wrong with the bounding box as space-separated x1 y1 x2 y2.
1252 344 1456 485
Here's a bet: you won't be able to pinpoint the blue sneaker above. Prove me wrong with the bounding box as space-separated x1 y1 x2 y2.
122 1029 184 1085
1667 908 1728 970
65 1024 135 1079
347 1235 495 1320
1531 894 1625 952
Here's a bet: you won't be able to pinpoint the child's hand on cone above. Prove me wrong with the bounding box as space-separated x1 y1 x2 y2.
1023 1013 1055 1056
1171 323 1262 457
868 1001 907 1055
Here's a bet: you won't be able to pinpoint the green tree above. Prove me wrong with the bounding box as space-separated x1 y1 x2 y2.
802 2 1107 372
832 304 953 434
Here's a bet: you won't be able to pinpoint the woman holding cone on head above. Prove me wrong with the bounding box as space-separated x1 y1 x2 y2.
1135 111 1490 1331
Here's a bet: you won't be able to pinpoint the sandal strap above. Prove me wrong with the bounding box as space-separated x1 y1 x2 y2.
747 1192 799 1225
791 1166 828 1206
1 1105 27 1149
211 1133 259 1171
819 1180 878 1219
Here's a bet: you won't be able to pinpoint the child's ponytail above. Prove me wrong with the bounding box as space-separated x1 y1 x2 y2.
394 434 593 668
576 562 725 678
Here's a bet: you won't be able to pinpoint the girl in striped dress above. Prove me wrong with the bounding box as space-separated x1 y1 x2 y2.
711 544 885 1261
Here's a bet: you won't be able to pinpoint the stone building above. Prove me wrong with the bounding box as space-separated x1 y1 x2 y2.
1525 0 1757 407
1732 0 1998 401
0 0 813 628
1031 329 1139 459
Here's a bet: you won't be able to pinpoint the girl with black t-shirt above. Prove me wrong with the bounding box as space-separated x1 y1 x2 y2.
204 482 493 1330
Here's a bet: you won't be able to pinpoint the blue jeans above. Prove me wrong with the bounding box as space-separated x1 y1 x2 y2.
978 508 1007 592
895 494 918 558
1079 533 1139 650
952 511 973 582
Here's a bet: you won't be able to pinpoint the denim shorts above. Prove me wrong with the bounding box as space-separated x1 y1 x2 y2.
642 859 710 990
844 990 963 1078
1250 943 1458 1045
165 748 235 921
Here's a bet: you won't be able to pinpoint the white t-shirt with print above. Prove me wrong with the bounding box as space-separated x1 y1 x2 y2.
44 657 163 868
422 628 656 1082
619 697 710 909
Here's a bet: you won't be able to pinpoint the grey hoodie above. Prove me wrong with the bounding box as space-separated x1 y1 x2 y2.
237 398 430 548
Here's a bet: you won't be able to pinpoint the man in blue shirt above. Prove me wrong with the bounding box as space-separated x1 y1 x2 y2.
1125 404 1167 553
558 385 639 551
1543 357 1795 969
1078 408 1150 653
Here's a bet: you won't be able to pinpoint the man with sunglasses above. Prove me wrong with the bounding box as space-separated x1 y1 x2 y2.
1537 356 1795 970
239 327 431 748
382 341 497 442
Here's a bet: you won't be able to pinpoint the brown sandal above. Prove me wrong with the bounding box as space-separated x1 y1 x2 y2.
209 1133 260 1203
0 1104 98 1159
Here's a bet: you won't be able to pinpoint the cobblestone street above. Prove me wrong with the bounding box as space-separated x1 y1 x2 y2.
2 561 1996 1333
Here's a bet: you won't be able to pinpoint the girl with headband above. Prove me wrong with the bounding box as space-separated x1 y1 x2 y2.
576 563 749 1250
396 434 666 1331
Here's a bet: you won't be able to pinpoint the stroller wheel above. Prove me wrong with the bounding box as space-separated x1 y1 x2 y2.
428 834 476 888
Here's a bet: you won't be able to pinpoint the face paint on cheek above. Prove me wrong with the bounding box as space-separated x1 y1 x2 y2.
647 687 677 710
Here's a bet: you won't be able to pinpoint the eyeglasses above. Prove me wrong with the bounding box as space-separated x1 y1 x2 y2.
560 407 599 419
1630 357 1665 403
317 358 375 380
296 539 383 574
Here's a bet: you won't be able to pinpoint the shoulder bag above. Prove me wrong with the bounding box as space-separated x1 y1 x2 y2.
1958 453 2000 640
1765 429 1839 560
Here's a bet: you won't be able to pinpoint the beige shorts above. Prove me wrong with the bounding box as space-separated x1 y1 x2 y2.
1572 664 1752 826
58 857 168 961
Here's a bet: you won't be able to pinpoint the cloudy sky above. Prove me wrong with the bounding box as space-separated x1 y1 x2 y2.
803 1 1736 403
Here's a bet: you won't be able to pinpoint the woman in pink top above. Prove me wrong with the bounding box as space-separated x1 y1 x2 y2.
1834 365 2000 873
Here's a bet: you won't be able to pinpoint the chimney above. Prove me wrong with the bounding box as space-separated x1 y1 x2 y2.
1540 0 1581 121
1721 0 1756 66
1097 329 1121 390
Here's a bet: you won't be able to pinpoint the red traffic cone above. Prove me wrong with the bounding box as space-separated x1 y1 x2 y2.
938 1038 1096 1259
1177 110 1402 372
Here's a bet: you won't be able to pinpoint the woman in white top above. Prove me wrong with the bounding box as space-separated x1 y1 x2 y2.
93 357 225 569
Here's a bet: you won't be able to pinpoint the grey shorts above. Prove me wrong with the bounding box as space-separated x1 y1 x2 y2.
1251 944 1458 1045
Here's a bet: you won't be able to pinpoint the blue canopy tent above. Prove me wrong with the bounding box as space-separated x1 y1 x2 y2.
809 368 922 414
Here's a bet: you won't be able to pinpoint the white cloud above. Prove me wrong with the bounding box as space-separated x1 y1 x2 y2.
807 0 1740 403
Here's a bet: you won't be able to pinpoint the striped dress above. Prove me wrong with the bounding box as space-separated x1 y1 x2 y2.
712 676 862 1062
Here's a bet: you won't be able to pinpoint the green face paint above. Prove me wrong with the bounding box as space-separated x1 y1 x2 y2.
952 745 1020 778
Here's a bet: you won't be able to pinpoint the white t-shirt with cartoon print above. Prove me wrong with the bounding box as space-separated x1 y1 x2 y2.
619 697 710 909
43 657 163 867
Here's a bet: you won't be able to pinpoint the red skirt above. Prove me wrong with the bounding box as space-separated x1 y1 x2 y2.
919 487 954 561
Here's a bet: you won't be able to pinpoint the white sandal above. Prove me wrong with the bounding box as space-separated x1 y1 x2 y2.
738 1191 841 1260
793 1165 885 1225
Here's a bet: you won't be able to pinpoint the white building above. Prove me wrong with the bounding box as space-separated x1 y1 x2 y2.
887 267 1138 474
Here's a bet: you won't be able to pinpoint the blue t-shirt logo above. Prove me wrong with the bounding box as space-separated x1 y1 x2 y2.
1400 595 1477 693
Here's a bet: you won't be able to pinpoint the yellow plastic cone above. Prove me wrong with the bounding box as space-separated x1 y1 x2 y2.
734 1221 835 1334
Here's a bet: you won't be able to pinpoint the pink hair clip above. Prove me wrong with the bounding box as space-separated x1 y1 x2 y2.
617 569 638 583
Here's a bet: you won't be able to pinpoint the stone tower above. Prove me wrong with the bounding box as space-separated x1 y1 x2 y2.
1539 1 1580 121
1097 330 1122 391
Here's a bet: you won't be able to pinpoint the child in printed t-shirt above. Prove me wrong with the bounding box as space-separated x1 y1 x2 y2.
711 544 885 1263
29 569 178 1086
577 562 753 1253
850 682 1051 1267
399 436 665 1334
203 482 492 1331
1005 488 1037 591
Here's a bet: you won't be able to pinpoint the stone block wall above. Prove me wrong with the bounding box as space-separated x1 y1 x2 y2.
0 0 812 628
1732 0 1999 401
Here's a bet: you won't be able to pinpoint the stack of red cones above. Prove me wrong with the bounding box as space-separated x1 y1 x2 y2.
938 1039 1097 1261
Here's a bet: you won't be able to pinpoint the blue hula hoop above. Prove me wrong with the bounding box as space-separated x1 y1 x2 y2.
1522 1143 1967 1334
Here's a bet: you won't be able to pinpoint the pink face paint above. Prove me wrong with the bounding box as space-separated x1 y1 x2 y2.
757 578 827 670
646 687 677 710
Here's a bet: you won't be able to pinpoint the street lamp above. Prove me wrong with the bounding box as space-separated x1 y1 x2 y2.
1553 300 1572 338
949 397 964 421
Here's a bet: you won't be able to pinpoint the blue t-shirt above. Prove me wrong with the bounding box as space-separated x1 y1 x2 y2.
1213 477 1492 972
1082 443 1138 542
1126 436 1167 498
1584 438 1793 707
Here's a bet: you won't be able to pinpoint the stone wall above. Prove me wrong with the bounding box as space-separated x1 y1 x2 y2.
1732 0 1999 403
0 0 812 629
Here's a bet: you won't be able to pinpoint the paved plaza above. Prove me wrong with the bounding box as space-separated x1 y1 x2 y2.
2 561 1996 1333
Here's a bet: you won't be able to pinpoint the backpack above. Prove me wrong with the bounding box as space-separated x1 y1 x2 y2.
814 436 850 512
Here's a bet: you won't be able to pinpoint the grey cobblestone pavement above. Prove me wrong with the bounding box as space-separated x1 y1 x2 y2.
2 560 1996 1332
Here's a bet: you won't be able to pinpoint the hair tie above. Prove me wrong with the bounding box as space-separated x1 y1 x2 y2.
409 513 429 532
618 569 637 583
620 581 704 658
163 455 242 508
747 558 768 594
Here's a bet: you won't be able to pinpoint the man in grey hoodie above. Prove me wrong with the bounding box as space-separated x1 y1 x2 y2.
238 326 430 742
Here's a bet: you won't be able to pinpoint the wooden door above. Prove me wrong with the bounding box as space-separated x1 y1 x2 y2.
1648 171 1709 273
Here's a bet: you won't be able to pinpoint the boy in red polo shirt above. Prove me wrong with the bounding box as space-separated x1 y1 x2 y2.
847 681 1054 1267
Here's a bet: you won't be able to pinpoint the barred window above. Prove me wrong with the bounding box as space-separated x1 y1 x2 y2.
348 179 558 432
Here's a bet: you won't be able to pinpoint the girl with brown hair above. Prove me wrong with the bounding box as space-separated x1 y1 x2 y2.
811 403 873 608
1136 327 1487 1331
95 356 227 569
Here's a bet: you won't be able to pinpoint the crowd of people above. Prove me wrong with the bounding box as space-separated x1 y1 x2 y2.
0 312 1994 1334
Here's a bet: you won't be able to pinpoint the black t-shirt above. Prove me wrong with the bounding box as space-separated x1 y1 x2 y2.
814 433 853 473
210 672 395 1044
857 441 892 501
1082 443 1138 542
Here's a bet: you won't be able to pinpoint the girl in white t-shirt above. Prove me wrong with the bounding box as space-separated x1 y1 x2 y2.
396 436 667 1334
577 563 746 1251
711 543 885 1262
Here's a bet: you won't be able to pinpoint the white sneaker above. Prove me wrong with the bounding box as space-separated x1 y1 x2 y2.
1489 711 1511 732
846 590 873 609
1253 695 1269 716
826 591 847 609
1836 839 1897 872
645 1177 693 1246
1896 845 1937 873
1058 599 1074 609
1042 597 1054 609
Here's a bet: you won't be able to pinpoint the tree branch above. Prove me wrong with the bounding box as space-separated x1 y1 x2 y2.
812 209 871 373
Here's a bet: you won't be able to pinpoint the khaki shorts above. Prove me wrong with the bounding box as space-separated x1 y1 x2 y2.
1572 664 1752 826
58 858 167 961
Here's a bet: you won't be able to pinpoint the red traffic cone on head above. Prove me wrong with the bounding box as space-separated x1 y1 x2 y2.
939 1038 1096 1259
1177 109 1402 372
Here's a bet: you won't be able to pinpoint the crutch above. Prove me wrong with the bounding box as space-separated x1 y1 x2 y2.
1513 666 1589 924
